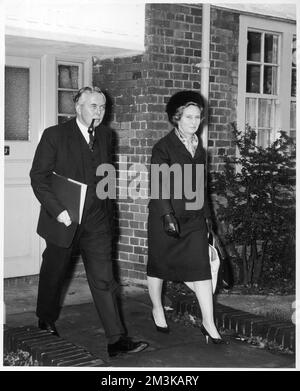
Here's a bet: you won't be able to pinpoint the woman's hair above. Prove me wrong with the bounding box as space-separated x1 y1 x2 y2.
166 90 205 126
170 102 203 126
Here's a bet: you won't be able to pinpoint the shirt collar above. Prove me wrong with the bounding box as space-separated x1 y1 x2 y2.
175 127 198 145
175 127 199 157
76 118 90 144
76 118 88 133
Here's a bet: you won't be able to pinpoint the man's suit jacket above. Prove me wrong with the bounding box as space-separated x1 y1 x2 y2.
30 118 113 248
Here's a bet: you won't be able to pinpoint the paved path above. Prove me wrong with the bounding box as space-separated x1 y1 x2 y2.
5 291 295 369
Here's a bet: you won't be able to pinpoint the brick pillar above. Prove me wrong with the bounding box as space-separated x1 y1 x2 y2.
92 4 239 283
208 7 239 171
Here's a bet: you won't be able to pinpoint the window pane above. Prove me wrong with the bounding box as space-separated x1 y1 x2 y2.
257 129 270 148
258 99 273 128
247 31 261 62
246 65 260 93
5 66 29 141
245 98 257 128
264 34 278 64
263 66 277 94
58 91 76 114
290 101 296 131
291 35 296 98
58 65 79 89
291 69 296 97
292 36 296 67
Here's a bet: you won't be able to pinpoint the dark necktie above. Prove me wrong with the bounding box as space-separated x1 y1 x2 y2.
87 119 95 151
88 128 95 151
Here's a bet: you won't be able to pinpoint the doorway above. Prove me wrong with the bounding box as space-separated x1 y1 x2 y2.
4 56 41 277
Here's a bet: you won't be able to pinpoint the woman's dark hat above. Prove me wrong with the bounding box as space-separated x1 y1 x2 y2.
166 90 205 121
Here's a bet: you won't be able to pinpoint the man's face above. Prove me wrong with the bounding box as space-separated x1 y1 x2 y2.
76 92 106 128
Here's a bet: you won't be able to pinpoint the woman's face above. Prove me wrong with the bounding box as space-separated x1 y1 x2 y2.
177 104 202 138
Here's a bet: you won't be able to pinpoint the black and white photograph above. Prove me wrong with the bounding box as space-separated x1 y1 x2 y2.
0 0 298 377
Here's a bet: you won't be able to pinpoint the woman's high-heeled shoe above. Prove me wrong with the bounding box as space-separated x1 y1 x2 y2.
200 324 229 345
151 313 170 334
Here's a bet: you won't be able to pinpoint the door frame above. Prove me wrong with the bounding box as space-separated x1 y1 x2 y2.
4 55 42 277
4 53 92 278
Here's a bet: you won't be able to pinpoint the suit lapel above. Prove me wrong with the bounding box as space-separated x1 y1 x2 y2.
66 119 86 181
94 124 108 164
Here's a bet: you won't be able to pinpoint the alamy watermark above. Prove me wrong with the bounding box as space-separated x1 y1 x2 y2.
95 156 204 210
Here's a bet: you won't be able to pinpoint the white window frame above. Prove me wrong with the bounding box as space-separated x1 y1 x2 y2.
41 55 92 129
237 15 296 145
290 35 297 139
56 60 84 123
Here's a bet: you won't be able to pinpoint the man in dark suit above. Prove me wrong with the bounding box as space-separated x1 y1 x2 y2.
30 86 148 357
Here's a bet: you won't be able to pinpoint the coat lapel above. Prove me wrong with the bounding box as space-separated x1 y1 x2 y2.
193 130 206 162
168 128 206 163
168 129 195 161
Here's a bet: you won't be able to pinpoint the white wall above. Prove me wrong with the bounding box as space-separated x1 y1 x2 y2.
5 0 145 52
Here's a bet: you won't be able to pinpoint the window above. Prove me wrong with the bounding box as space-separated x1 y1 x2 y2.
290 35 296 140
5 66 30 141
238 16 296 147
57 61 83 124
245 30 280 147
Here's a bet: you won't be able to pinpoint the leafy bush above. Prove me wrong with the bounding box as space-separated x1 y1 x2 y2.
3 349 37 366
210 124 295 289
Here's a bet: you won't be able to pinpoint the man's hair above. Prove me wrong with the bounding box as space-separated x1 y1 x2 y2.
73 86 106 104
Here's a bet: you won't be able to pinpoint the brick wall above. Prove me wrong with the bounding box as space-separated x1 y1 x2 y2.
208 7 239 171
93 4 239 283
94 54 150 283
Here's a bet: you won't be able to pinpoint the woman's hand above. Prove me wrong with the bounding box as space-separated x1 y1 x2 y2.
163 213 180 238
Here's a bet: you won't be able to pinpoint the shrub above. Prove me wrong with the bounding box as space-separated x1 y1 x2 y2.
3 349 37 366
210 123 295 289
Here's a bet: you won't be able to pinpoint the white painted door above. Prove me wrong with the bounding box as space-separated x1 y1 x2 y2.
4 56 41 277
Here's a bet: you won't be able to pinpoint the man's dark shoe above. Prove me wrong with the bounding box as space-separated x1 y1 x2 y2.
107 336 149 357
38 319 59 337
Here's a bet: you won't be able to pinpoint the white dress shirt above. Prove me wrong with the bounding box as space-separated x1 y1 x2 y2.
76 118 90 144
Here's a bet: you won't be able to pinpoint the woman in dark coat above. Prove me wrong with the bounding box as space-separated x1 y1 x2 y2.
147 91 227 344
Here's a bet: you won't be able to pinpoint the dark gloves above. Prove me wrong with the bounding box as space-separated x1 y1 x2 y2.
163 213 180 238
206 217 213 235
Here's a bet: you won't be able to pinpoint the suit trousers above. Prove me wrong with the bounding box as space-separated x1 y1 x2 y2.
36 222 125 343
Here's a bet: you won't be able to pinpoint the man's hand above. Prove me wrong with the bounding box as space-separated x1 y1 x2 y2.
57 210 72 227
163 213 180 238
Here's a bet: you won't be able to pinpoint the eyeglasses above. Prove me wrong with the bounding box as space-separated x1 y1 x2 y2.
73 86 104 103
